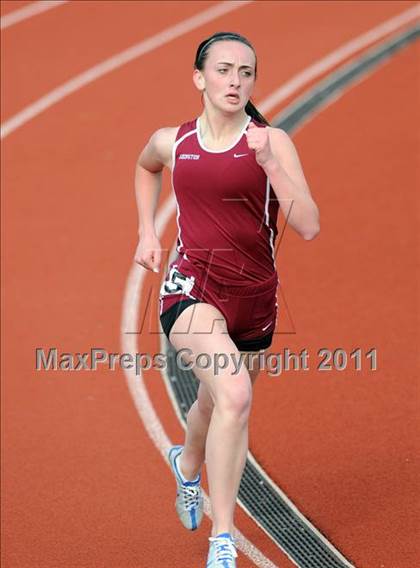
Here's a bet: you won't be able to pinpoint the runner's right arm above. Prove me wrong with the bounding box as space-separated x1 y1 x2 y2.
134 127 178 272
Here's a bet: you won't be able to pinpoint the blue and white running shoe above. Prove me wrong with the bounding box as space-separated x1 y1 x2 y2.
206 532 238 567
168 444 203 531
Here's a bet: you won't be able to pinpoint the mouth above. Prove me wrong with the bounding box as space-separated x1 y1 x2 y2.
226 93 240 103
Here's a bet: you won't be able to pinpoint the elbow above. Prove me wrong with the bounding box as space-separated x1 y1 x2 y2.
302 204 320 240
301 223 320 241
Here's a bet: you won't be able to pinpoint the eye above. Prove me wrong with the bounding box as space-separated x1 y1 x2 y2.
218 68 228 74
242 70 253 77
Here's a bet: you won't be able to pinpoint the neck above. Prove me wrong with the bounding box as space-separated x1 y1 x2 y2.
198 107 249 142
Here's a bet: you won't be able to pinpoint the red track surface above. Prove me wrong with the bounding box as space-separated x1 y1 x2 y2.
2 1 419 567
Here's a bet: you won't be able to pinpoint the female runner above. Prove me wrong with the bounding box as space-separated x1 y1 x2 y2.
134 31 320 568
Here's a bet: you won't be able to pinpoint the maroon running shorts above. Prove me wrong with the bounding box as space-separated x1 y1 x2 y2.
159 254 278 352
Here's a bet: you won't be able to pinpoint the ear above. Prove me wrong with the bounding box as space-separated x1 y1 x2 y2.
192 68 205 92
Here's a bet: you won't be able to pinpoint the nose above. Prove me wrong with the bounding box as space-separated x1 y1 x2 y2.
229 69 240 87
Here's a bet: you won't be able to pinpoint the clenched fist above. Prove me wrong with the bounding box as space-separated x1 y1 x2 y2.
134 234 161 273
245 122 275 167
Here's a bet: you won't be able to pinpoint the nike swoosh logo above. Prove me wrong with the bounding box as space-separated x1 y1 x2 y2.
234 153 248 158
262 321 272 332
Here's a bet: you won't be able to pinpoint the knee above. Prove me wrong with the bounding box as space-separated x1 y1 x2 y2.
216 374 252 423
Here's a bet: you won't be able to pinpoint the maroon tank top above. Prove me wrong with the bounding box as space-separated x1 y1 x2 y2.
172 115 279 286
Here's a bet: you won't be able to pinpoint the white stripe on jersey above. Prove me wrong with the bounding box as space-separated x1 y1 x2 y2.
264 177 276 266
171 127 197 260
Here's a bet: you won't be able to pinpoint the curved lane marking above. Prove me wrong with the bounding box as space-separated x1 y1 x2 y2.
257 4 419 114
0 1 252 138
2 4 417 139
1 1 68 30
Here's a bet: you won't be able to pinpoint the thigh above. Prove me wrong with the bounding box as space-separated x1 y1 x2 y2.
240 350 267 385
169 302 252 405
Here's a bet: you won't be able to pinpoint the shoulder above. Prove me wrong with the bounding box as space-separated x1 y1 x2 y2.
266 126 303 161
138 119 197 170
266 126 292 145
265 127 310 190
150 120 197 156
138 126 179 170
150 126 179 155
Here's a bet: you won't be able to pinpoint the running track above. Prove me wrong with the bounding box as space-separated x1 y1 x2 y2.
1 1 419 567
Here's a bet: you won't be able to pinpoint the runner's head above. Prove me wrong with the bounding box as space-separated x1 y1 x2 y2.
193 32 269 125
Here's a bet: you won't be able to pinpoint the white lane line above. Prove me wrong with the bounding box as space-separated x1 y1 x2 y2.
0 0 252 139
121 196 277 568
0 0 67 30
258 4 420 115
2 2 416 140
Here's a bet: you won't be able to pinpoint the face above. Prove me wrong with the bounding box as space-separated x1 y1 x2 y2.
193 40 256 113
